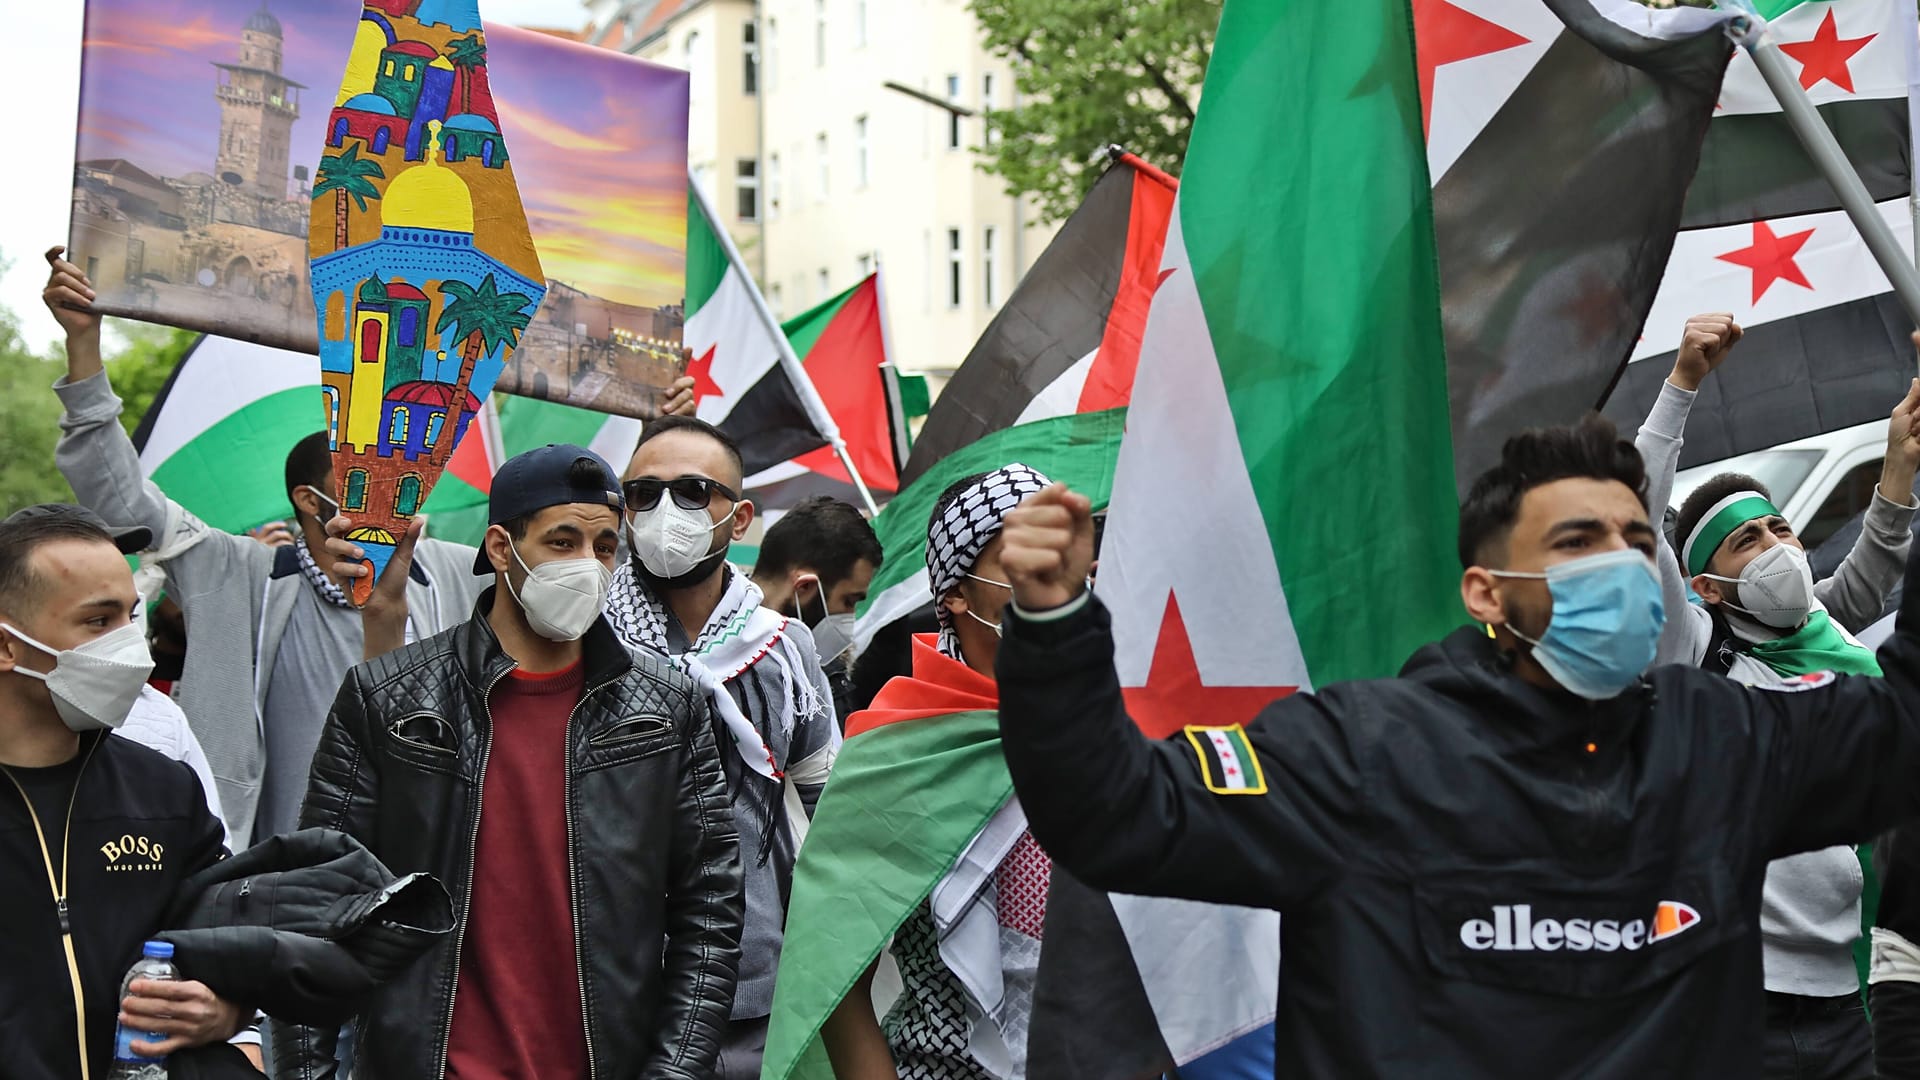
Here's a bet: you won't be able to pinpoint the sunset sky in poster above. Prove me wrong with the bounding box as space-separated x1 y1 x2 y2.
75 0 688 309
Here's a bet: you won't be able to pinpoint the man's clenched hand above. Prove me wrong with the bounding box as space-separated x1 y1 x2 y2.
1000 484 1096 613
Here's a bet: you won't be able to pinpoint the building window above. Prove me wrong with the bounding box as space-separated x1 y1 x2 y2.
426 412 446 447
736 159 760 222
854 0 867 47
946 75 962 150
767 153 782 219
684 31 702 108
816 133 829 201
854 115 869 188
767 17 778 90
743 20 758 95
384 59 395 76
322 387 341 449
983 226 997 308
770 283 784 318
344 468 369 512
814 0 827 67
818 268 831 301
397 306 419 347
388 410 409 446
359 319 384 363
396 473 423 516
857 252 873 279
982 73 999 144
947 228 962 308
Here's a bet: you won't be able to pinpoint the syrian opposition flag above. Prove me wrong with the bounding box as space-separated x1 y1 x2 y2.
1600 0 1920 468
746 275 900 509
684 181 891 505
1421 0 1738 488
897 151 1177 487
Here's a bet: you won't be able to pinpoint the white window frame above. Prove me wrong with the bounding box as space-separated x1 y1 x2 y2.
814 0 827 68
982 226 996 308
767 152 782 220
857 252 874 279
818 268 831 301
742 20 758 96
854 0 867 48
816 132 829 201
854 115 870 188
735 158 760 224
947 227 963 308
982 72 999 144
683 30 703 109
766 17 779 90
945 74 962 150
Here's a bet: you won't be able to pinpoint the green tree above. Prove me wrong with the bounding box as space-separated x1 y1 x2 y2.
312 145 386 252
971 0 1219 223
446 34 487 116
0 306 74 514
102 319 197 436
431 275 532 468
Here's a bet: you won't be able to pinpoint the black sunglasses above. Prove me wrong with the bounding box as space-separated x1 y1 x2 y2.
623 476 740 512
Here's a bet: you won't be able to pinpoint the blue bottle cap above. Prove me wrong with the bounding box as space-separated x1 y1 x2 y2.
142 941 174 959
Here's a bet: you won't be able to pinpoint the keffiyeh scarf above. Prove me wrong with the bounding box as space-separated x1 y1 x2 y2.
605 561 833 783
295 537 354 610
926 463 1051 660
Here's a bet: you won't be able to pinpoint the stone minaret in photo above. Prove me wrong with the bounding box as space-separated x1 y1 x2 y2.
214 3 304 199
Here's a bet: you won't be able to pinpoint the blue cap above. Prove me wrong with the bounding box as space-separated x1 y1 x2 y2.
142 941 174 959
472 444 625 574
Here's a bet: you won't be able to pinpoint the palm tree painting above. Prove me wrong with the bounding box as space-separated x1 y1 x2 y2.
429 274 533 468
446 33 487 116
311 145 385 252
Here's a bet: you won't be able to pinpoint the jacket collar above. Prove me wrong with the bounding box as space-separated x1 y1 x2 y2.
1400 625 1651 754
459 586 633 693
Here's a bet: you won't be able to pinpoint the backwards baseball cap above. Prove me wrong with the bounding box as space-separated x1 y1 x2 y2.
3 503 152 555
472 444 626 575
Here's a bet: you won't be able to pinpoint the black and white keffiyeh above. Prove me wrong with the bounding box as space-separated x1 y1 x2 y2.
926 463 1051 659
294 537 354 610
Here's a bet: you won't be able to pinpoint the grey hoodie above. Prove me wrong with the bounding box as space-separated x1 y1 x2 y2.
54 370 484 844
1637 380 1915 996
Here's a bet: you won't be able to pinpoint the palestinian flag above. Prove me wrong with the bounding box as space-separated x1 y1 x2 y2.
685 183 895 503
133 335 325 536
850 153 1175 653
1599 0 1920 468
748 275 900 509
133 333 637 548
897 151 1177 487
1028 2 1739 1076
763 637 1007 1079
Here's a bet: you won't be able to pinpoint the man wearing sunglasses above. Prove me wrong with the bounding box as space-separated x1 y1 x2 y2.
604 416 841 1080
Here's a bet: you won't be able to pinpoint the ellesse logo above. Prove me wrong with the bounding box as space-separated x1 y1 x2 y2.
1459 901 1700 953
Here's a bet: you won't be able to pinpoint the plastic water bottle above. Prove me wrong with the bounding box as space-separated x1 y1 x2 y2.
107 941 177 1080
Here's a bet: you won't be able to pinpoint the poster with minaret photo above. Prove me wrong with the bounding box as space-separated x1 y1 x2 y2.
66 0 691 420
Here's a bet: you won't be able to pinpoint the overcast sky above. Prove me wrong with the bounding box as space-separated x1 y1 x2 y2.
0 0 593 352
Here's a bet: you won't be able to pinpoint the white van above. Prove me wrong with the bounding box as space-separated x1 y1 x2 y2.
1670 419 1892 552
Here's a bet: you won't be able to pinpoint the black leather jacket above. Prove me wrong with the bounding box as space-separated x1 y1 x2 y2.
273 590 743 1080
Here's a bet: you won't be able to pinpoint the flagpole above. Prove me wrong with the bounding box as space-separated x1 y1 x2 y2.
1721 6 1920 369
687 176 882 515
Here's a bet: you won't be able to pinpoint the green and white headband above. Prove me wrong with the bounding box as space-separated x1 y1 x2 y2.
1682 490 1781 578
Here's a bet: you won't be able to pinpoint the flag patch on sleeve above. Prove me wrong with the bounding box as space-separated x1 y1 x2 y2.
1757 670 1837 693
1184 725 1267 795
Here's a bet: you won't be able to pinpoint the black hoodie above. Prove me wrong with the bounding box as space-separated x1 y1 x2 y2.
997 558 1920 1078
0 730 226 1079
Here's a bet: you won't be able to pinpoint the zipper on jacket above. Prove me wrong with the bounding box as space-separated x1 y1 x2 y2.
2 738 102 1080
564 671 622 1080
436 665 510 1079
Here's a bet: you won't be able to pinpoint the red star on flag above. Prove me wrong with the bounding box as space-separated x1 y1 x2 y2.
1121 595 1294 740
1779 10 1875 93
1715 221 1816 304
685 345 724 406
1413 0 1530 136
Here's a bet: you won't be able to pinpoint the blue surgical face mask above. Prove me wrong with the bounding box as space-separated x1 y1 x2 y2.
1490 548 1666 701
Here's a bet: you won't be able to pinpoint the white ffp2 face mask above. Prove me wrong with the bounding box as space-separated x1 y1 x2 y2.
792 574 857 664
508 545 612 642
1703 542 1815 629
628 500 732 579
4 621 154 732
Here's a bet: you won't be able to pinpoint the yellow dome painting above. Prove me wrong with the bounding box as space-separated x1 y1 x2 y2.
309 0 545 604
